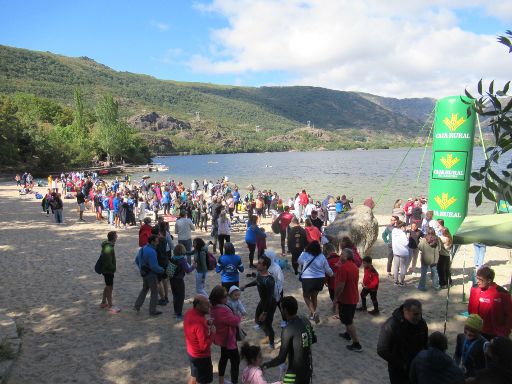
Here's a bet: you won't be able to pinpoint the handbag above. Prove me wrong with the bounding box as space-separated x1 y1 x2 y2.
298 254 318 282
236 326 247 341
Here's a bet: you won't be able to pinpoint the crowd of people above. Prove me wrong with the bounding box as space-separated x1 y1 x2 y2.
18 171 512 384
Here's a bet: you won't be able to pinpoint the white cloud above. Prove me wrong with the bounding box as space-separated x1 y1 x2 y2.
153 48 184 65
190 0 511 97
150 20 170 31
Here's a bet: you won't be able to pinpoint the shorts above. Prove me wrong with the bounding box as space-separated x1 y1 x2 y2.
256 208 264 216
79 203 85 212
301 277 324 296
339 303 356 325
188 355 213 384
103 273 114 287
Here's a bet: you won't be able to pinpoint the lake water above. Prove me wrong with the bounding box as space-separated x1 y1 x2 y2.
139 148 498 215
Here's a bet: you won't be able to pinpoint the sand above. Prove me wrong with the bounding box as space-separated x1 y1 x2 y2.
0 182 510 384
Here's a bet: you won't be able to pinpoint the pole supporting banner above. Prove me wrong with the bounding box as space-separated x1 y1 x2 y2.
428 96 476 235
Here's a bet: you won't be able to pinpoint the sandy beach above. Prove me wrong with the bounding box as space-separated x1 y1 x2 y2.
0 182 510 384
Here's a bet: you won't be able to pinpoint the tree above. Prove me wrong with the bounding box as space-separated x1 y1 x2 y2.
73 87 87 147
465 30 512 207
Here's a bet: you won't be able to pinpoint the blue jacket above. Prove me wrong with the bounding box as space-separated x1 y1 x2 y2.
245 224 266 245
335 201 343 213
162 191 170 204
233 191 240 203
113 197 120 212
216 254 244 283
137 244 164 274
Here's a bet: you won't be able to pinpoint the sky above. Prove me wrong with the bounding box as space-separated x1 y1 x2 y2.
0 0 510 98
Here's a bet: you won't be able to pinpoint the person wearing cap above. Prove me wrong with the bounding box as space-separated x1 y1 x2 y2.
453 314 487 378
403 198 414 226
468 266 512 339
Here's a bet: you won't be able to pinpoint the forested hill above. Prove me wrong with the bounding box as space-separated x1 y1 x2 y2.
0 44 436 155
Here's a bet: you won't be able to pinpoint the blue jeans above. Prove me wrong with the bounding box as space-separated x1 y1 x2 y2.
418 264 440 291
472 243 487 285
195 271 207 296
54 209 63 223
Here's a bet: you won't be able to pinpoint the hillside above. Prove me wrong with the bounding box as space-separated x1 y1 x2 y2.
0 44 436 154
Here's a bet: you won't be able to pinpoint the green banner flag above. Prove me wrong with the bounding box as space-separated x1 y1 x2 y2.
428 96 476 234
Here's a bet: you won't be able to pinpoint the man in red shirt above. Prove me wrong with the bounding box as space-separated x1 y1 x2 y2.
277 206 294 256
184 295 216 384
468 266 512 339
299 190 309 222
335 248 362 352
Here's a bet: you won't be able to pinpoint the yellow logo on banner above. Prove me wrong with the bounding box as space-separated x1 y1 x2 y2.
435 193 457 210
443 114 465 131
440 154 460 169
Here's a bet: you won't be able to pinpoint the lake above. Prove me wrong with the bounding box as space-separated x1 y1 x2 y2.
138 148 498 215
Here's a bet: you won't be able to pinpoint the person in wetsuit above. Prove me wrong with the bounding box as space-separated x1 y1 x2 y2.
262 296 316 384
242 255 277 349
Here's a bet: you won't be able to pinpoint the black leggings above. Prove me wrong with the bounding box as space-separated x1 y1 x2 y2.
437 255 452 286
218 346 240 383
255 300 277 344
218 234 231 255
246 242 256 266
170 278 185 316
291 250 302 274
280 229 287 253
360 288 378 310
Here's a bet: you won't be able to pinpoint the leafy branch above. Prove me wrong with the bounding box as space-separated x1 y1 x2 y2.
464 30 512 207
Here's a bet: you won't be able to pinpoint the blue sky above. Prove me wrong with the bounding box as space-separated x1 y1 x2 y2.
0 0 510 97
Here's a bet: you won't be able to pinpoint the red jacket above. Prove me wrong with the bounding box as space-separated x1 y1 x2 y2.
362 265 379 290
210 305 240 350
468 283 512 337
184 308 215 358
299 192 309 206
138 224 152 247
279 212 294 231
326 253 340 290
305 226 322 244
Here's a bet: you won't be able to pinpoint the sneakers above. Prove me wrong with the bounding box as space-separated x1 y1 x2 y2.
253 324 261 330
175 314 184 322
157 299 167 306
108 307 121 314
346 343 363 352
280 320 288 328
339 332 351 341
268 343 275 350
150 311 163 316
100 303 109 309
368 309 380 316
313 313 320 324
356 306 367 312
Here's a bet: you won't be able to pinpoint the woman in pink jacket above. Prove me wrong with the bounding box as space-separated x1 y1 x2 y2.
210 285 241 384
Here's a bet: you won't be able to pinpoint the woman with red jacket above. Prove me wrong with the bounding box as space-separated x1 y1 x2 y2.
210 285 241 384
468 266 512 339
340 236 362 268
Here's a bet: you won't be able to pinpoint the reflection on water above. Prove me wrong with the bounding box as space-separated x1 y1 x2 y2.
145 148 496 215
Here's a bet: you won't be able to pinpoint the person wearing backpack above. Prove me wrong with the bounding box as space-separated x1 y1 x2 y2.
99 231 120 314
193 237 209 296
169 244 196 321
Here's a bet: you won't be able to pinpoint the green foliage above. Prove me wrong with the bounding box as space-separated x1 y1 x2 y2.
464 30 512 207
0 91 150 172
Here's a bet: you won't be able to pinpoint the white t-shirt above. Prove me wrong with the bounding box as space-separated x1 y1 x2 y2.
298 252 333 279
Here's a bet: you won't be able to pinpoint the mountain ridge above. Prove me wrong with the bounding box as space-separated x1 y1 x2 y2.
0 44 436 153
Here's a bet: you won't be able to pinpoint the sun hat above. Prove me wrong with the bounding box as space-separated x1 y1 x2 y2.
228 285 240 295
465 314 483 332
